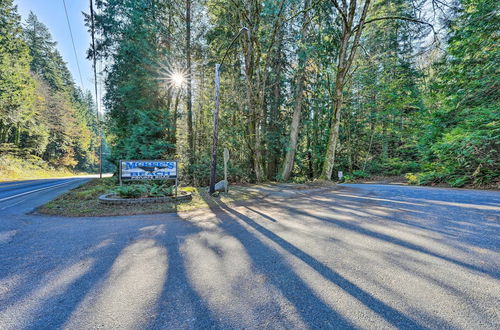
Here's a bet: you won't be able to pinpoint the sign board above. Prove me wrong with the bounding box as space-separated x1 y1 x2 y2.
120 160 177 181
338 171 343 180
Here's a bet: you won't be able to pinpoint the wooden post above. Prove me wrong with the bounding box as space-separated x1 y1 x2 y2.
209 64 221 194
90 0 102 179
223 148 229 193
119 160 122 186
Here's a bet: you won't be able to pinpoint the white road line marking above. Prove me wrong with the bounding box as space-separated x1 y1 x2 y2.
0 196 30 210
0 180 83 203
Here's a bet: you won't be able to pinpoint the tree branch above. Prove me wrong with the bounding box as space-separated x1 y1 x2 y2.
284 0 321 23
353 15 438 45
344 0 371 75
354 16 436 34
330 0 348 28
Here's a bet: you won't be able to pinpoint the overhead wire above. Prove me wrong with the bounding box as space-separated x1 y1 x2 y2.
61 0 85 90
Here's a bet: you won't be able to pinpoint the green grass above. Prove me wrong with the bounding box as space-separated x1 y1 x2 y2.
0 154 88 182
37 178 279 217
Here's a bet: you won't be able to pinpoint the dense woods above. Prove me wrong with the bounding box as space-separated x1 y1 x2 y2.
1 0 498 186
0 1 99 173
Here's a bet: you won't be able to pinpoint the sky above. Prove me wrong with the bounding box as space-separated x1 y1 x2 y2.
15 0 94 94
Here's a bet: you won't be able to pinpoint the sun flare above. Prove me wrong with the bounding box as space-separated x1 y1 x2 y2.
170 71 186 88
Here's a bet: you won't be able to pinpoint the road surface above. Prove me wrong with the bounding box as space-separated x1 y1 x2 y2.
0 180 499 329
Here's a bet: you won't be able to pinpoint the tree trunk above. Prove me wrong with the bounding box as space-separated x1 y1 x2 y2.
253 90 265 181
238 0 286 182
280 0 310 181
267 66 281 179
281 73 306 181
0 122 6 143
321 0 371 179
321 31 349 179
172 89 181 153
242 23 264 182
185 0 194 165
15 122 21 145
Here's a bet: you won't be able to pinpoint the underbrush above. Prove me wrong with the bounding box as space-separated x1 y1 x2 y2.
405 170 498 188
0 153 81 181
114 183 175 198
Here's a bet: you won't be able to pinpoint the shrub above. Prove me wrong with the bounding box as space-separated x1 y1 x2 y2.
114 182 175 198
447 176 467 188
147 183 174 197
405 173 418 185
381 158 420 176
416 170 450 185
351 170 369 178
114 185 148 198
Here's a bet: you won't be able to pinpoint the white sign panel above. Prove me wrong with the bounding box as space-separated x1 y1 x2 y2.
120 160 177 180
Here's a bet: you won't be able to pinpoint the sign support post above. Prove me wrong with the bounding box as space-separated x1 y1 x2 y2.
223 148 229 193
119 160 122 186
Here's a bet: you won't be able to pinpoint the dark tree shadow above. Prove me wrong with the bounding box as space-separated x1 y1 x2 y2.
199 194 354 328
4 227 133 330
210 199 423 329
262 196 498 277
147 220 220 329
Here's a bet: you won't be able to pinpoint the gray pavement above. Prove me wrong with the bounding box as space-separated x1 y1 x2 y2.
0 180 499 329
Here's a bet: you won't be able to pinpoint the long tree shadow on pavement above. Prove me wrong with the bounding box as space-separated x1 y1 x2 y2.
205 196 423 329
147 220 221 329
196 194 354 328
0 223 134 329
260 193 498 276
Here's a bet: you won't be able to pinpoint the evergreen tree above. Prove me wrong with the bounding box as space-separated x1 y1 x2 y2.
0 0 34 144
421 0 499 186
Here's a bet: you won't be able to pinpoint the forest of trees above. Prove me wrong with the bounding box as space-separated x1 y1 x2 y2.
1 0 498 187
0 1 100 172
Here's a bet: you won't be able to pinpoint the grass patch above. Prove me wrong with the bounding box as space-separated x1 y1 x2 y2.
37 178 280 217
0 154 88 181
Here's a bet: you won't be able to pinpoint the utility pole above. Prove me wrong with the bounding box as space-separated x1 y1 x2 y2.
209 64 221 194
209 27 248 194
89 0 102 178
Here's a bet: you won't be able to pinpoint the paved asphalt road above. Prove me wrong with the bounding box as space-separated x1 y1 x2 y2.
0 179 499 329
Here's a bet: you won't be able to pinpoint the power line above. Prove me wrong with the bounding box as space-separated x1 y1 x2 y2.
62 0 85 90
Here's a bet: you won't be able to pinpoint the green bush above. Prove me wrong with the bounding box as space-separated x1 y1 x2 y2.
147 183 174 197
291 176 308 184
429 119 499 186
343 175 353 183
341 170 368 183
405 173 418 185
114 185 148 198
351 170 369 178
114 182 175 198
447 176 467 188
381 158 420 176
415 170 449 185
